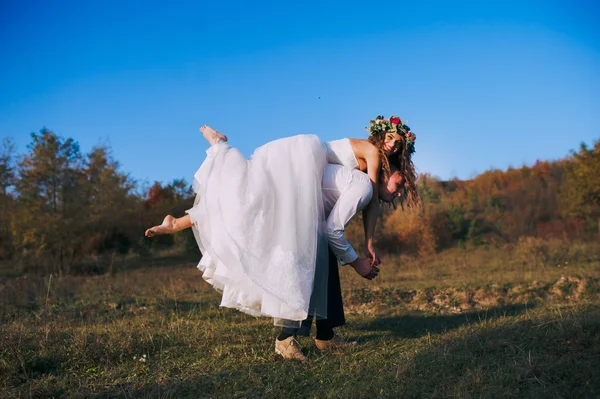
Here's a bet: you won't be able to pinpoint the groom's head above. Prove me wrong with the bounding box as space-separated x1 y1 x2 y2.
379 167 405 203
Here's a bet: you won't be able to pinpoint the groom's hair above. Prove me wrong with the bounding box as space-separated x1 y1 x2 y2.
389 165 401 176
379 165 401 183
380 165 406 210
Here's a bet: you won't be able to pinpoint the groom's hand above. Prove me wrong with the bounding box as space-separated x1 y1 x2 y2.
350 257 380 280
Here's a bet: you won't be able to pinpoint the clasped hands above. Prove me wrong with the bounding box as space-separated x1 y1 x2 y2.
349 245 381 281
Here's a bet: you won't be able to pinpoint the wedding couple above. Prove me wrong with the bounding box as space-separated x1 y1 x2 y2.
145 117 418 361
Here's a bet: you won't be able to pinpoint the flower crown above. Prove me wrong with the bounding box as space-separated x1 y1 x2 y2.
367 115 416 155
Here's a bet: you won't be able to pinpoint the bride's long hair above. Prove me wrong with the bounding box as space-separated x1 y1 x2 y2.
368 132 420 209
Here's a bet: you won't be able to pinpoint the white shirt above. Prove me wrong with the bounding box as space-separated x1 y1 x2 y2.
321 164 373 265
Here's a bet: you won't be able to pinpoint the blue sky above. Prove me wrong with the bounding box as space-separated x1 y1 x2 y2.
1 0 599 184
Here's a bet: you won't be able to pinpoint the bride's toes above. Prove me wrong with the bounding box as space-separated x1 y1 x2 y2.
200 125 225 145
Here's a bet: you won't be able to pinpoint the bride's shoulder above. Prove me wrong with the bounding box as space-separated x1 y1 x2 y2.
346 137 370 145
329 137 371 147
347 138 377 153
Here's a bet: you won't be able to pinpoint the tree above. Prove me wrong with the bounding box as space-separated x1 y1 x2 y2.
14 129 85 274
85 146 136 236
563 139 600 233
82 145 137 270
0 138 17 259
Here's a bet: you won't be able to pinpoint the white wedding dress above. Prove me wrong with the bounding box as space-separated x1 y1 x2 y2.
186 135 359 325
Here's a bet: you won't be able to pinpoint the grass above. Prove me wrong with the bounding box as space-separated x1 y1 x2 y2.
1 247 599 398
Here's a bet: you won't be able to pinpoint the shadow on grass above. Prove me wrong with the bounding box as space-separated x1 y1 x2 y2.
89 305 600 398
387 304 600 398
353 304 532 340
89 305 599 399
93 360 319 399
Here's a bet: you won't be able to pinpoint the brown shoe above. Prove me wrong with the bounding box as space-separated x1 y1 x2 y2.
314 334 358 352
275 336 308 361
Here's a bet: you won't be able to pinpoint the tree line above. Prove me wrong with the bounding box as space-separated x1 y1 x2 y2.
1 129 599 275
0 129 198 275
372 139 600 256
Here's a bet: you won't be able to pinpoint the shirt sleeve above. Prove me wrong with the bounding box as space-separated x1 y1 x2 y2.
326 172 373 265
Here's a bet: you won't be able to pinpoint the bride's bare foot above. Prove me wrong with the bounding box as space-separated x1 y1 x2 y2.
200 125 228 145
145 215 176 237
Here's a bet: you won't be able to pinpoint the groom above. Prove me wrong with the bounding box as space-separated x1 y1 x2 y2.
275 163 406 361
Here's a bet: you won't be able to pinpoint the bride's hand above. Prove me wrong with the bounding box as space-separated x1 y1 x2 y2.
145 215 176 237
366 244 381 266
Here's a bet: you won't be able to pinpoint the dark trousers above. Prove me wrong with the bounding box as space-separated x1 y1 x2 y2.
282 247 345 337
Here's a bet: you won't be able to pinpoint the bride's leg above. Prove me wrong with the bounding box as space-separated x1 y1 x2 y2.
200 125 228 146
145 215 192 237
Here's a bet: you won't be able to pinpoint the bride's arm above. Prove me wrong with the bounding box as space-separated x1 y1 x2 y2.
362 153 381 265
350 140 381 264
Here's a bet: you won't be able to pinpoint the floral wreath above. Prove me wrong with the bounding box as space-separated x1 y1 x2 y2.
367 115 416 155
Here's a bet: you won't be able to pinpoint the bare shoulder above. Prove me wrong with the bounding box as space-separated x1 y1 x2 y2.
348 138 378 158
348 139 379 158
348 138 370 146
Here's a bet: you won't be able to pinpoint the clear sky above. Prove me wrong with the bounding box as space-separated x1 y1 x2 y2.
1 0 599 185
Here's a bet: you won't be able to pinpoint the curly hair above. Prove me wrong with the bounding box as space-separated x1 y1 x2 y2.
368 132 420 209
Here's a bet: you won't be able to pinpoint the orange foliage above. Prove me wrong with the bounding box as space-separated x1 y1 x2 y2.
377 147 597 257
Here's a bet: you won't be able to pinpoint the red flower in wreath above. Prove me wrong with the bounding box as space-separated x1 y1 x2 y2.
390 116 400 125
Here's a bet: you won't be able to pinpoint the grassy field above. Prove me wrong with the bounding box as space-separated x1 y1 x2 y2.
1 248 599 398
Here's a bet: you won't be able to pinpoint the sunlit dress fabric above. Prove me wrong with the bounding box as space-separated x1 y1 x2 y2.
186 135 360 326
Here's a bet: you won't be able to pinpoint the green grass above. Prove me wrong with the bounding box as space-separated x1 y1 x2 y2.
1 249 599 398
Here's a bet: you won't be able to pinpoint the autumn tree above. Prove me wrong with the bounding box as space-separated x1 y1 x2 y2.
0 138 17 259
81 145 138 271
14 129 85 274
563 139 600 234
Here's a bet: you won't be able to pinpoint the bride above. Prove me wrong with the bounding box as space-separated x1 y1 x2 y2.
145 120 418 325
